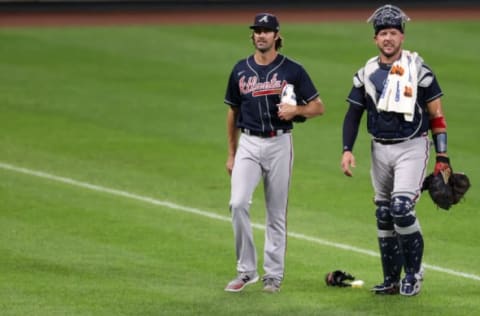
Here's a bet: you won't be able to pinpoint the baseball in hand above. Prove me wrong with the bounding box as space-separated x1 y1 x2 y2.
281 84 297 106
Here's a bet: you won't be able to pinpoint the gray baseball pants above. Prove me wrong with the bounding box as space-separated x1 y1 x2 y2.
229 132 293 281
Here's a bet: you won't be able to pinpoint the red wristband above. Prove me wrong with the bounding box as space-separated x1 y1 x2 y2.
430 116 447 129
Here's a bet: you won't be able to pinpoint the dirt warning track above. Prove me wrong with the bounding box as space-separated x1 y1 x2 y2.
0 7 479 27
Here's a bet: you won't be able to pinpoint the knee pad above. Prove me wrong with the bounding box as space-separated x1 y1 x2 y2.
391 196 416 229
375 201 394 231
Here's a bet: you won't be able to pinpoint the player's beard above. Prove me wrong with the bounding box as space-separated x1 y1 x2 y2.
380 47 401 58
378 41 402 59
255 40 274 53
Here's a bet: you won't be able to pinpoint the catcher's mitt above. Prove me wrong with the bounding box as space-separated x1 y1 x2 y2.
422 171 471 210
325 270 355 287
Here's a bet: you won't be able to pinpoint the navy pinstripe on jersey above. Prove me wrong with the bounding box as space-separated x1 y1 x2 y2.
224 54 319 132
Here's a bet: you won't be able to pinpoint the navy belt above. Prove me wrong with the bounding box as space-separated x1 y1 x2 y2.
373 138 408 145
241 128 291 138
373 133 427 145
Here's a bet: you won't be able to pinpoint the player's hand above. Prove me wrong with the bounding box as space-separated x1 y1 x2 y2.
226 156 235 176
277 103 297 121
433 155 451 176
341 151 356 177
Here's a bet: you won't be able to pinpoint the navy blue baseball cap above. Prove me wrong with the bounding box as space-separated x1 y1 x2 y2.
249 13 280 32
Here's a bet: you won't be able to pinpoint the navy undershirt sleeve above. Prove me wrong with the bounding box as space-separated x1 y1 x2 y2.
342 103 364 152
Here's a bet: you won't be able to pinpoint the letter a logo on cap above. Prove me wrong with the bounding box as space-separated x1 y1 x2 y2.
250 13 279 31
259 15 269 23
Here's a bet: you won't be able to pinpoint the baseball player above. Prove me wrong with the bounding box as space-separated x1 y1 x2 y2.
341 5 451 296
224 13 325 293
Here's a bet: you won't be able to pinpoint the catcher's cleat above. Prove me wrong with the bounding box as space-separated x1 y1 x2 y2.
400 273 423 296
371 282 400 295
224 272 259 292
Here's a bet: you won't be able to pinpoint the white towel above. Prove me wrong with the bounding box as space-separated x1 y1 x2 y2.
377 50 418 122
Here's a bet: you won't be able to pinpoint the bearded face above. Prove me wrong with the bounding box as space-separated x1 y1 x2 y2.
252 28 278 53
375 28 405 60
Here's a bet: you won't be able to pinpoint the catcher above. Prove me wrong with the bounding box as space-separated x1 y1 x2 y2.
340 4 469 297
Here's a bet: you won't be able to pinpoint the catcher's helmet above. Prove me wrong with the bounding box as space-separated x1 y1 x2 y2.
367 4 410 34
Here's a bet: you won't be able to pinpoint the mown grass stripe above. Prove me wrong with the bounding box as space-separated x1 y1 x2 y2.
1 160 479 282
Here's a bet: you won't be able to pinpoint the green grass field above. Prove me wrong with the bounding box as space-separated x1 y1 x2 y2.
0 20 479 315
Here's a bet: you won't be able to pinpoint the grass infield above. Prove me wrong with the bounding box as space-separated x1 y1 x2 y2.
0 20 479 315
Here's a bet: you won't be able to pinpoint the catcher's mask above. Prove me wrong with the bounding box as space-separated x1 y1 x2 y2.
367 4 410 34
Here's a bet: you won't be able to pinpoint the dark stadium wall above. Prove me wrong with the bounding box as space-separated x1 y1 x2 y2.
1 0 479 12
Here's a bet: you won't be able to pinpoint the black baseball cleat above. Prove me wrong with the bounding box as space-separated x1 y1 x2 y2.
400 273 423 296
371 281 400 295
